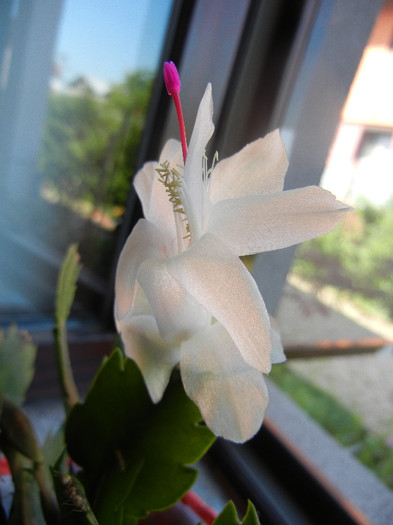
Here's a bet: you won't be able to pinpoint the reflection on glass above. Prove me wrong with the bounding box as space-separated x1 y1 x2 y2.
276 0 393 491
0 0 173 327
38 71 153 279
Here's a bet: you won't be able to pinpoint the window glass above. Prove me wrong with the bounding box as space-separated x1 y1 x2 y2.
355 129 392 160
276 0 393 491
0 0 173 328
0 0 390 515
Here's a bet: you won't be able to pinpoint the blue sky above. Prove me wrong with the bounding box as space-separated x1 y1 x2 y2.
54 0 173 87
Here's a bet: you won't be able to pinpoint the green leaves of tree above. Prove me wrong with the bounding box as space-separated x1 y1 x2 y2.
39 71 153 208
65 349 215 524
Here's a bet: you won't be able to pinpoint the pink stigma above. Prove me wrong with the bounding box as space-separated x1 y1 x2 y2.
163 61 187 164
163 61 180 95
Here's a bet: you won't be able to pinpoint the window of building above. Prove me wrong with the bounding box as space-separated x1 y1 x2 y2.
355 128 392 159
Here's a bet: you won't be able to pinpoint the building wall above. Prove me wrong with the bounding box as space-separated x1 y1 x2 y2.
323 0 393 206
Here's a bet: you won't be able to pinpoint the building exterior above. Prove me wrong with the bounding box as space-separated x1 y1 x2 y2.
322 0 393 206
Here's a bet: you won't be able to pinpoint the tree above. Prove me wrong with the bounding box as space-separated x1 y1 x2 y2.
39 70 153 213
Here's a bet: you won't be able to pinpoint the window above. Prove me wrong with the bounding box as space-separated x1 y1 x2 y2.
1 1 391 523
0 0 173 329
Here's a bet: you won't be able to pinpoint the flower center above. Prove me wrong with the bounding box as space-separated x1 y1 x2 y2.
156 160 190 241
156 160 191 253
162 61 219 245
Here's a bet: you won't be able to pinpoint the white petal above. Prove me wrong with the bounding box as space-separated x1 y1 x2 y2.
115 219 164 323
131 283 153 317
207 186 350 256
209 130 288 204
134 158 177 244
167 234 271 373
180 322 269 442
137 257 210 343
269 316 286 364
159 138 183 167
119 314 179 403
182 84 215 239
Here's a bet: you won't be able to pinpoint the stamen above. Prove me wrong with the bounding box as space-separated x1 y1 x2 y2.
156 161 190 240
202 151 219 184
209 151 219 174
163 61 188 165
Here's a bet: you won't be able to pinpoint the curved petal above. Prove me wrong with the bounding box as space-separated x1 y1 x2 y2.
134 161 177 244
137 257 210 343
115 219 164 323
134 160 155 208
167 234 271 373
209 130 288 204
180 322 269 442
119 314 179 403
269 315 286 364
159 138 183 167
207 186 350 256
182 84 215 239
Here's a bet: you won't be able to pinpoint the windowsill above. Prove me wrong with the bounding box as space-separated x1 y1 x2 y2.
27 332 116 400
264 379 393 525
23 335 393 524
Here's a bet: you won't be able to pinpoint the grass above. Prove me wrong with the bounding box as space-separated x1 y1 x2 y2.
269 364 393 490
284 202 393 488
292 204 393 320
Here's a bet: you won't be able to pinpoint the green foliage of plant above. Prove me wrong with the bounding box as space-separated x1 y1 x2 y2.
0 397 61 524
51 462 99 525
39 71 153 211
270 364 393 489
0 245 262 523
212 501 240 524
270 365 365 446
242 501 261 525
293 203 393 317
55 244 82 325
54 244 81 413
6 457 48 525
356 435 393 489
213 500 260 524
0 325 36 406
0 332 60 523
65 349 215 523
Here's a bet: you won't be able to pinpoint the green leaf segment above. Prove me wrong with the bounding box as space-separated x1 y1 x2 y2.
213 501 261 524
0 244 262 524
0 325 36 406
65 349 215 523
54 243 81 413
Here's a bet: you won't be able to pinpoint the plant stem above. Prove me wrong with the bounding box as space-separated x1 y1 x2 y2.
54 322 79 414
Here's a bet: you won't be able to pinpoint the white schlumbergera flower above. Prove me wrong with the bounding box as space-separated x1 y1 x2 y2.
115 62 349 442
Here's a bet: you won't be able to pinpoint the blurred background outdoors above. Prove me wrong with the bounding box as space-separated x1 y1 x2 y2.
0 0 392 508
273 1 393 492
0 0 173 329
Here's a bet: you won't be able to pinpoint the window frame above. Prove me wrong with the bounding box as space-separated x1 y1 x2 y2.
2 1 391 521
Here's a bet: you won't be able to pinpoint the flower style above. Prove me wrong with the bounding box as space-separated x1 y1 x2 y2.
115 79 349 442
